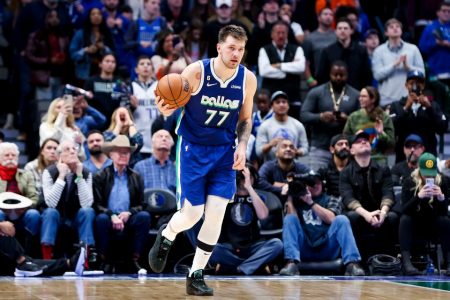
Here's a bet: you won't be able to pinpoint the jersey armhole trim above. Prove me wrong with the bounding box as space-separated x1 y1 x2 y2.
191 61 204 96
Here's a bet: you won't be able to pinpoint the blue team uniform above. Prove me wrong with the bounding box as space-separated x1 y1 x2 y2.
175 59 247 207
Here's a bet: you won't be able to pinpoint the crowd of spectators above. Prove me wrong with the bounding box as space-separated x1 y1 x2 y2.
0 0 450 277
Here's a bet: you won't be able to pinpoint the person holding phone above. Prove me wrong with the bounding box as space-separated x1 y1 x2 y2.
399 152 450 275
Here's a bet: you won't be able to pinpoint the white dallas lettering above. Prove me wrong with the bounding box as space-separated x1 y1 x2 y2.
200 95 240 109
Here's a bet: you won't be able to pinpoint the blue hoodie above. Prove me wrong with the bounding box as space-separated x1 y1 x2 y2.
419 19 450 78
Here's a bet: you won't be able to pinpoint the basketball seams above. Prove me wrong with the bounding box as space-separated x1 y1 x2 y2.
157 74 191 109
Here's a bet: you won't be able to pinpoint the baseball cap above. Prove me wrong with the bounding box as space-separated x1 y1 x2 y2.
406 70 425 81
363 29 379 40
404 134 424 146
270 90 288 102
418 152 437 177
216 0 231 7
350 131 370 147
330 134 349 147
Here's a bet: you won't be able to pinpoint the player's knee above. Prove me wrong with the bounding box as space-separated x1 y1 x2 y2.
182 202 204 223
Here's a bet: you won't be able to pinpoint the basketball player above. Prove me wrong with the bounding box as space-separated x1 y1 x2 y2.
149 25 256 296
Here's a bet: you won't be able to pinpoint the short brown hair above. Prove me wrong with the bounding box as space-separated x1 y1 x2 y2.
218 25 248 43
385 18 402 30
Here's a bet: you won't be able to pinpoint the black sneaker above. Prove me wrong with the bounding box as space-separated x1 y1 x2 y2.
148 224 173 273
15 258 44 277
186 269 214 296
344 262 365 276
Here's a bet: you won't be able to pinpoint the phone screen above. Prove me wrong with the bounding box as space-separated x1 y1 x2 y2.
425 178 435 187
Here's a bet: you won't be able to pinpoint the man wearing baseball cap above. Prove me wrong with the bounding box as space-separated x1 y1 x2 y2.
339 130 398 260
390 70 447 163
391 134 425 186
399 152 450 275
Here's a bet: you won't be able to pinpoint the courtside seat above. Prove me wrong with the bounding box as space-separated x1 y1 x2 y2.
144 188 177 235
255 189 284 237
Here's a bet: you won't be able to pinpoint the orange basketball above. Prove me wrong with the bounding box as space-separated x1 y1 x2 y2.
156 73 191 109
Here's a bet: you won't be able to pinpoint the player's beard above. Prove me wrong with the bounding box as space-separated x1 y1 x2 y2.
220 55 238 70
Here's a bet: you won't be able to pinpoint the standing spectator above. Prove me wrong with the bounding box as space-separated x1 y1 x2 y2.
0 143 40 254
399 152 450 275
251 89 273 137
279 2 303 43
280 171 364 276
124 0 168 66
94 135 151 274
258 20 305 110
344 86 395 165
40 139 95 259
363 29 380 60
258 138 310 200
316 18 372 90
83 130 112 175
302 7 336 89
24 138 59 197
372 18 425 108
391 134 425 186
317 134 351 198
419 2 450 86
104 107 144 167
183 18 208 62
68 0 103 29
210 166 283 275
25 10 69 102
134 129 176 194
160 0 190 34
301 61 359 170
70 7 114 82
129 55 158 157
255 91 308 162
339 131 398 258
84 53 119 125
390 70 448 162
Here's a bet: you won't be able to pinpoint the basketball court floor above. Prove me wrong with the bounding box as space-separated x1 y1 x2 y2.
1 274 449 299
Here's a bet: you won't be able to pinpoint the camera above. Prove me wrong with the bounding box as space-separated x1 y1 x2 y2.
287 172 317 199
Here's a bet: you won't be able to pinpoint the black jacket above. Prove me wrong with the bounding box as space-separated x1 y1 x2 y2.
339 159 394 212
93 165 144 216
318 159 343 198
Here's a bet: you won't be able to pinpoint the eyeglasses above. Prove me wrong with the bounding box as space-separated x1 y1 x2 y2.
404 144 422 150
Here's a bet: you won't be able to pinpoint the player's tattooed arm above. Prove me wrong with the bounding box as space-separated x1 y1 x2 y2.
237 119 251 145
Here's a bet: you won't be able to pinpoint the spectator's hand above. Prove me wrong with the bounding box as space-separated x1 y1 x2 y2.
404 94 415 110
270 137 283 148
337 111 348 122
129 95 138 109
155 95 176 117
375 118 384 135
75 2 84 14
84 45 98 54
96 41 104 50
319 111 337 123
364 210 380 226
0 221 15 237
436 39 450 47
57 159 69 179
300 192 314 206
373 211 387 227
106 17 116 28
62 101 73 115
242 167 252 190
394 55 404 67
402 55 410 70
430 185 445 201
280 14 291 23
140 41 152 48
115 18 123 28
418 95 431 108
75 161 83 177
118 212 131 224
111 215 124 231
257 12 265 28
280 183 289 195
307 79 318 88
418 185 433 199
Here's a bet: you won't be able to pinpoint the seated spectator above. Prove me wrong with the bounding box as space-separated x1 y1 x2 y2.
255 91 308 163
160 0 190 34
280 171 364 276
391 134 425 186
134 129 176 194
210 166 283 275
0 143 40 254
300 61 359 170
25 9 69 101
317 134 350 197
40 139 95 259
69 7 114 82
251 89 273 137
84 53 119 126
183 18 208 62
0 222 86 277
344 86 395 165
24 138 60 197
151 30 192 79
258 138 310 201
399 152 450 275
104 107 143 167
94 135 150 274
129 55 159 157
83 130 112 175
73 95 107 137
39 96 86 160
390 70 448 162
339 131 398 258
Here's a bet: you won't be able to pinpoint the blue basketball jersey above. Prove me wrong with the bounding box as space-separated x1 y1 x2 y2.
176 59 247 145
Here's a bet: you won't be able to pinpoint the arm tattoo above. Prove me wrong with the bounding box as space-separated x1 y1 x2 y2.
237 120 251 145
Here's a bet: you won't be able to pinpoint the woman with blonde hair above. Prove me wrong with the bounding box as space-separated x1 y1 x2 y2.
103 107 143 166
400 152 450 275
39 96 86 159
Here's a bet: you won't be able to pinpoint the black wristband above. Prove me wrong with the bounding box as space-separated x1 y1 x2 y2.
308 202 316 208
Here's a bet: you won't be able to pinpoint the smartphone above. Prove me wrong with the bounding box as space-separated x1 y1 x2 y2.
425 178 435 187
63 94 74 105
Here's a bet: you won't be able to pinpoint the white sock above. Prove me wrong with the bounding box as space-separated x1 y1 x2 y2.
189 247 212 276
